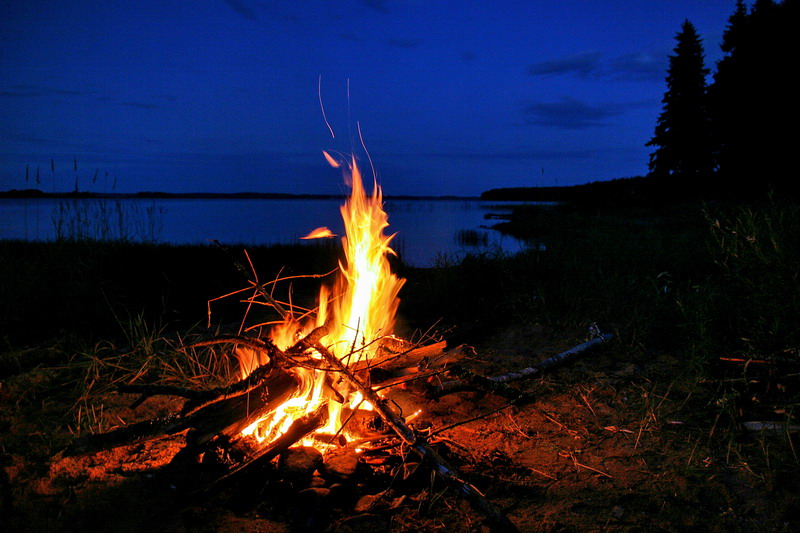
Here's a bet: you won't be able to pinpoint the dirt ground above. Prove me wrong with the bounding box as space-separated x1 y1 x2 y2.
2 325 798 532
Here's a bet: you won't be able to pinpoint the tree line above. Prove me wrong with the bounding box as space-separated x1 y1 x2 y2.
647 0 798 200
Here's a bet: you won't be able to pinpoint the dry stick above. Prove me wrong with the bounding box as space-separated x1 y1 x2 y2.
435 332 614 397
186 334 323 372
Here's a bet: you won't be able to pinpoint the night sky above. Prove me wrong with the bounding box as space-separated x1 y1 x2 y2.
2 1 735 197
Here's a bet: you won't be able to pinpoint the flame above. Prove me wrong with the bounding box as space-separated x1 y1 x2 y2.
301 227 336 239
235 154 404 447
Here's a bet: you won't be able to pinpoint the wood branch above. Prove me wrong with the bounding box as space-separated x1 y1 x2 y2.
287 325 330 355
183 333 281 356
371 368 446 391
179 362 283 416
491 333 614 383
434 333 614 398
67 414 184 455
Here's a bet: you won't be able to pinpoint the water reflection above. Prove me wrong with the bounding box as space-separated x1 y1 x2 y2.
0 197 531 267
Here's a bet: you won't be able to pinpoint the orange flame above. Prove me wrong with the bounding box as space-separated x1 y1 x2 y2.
236 154 404 446
301 227 336 239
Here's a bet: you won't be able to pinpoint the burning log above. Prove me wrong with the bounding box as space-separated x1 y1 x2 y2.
359 341 474 386
199 403 329 497
72 364 300 454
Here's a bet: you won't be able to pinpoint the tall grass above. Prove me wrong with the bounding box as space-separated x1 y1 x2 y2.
679 200 800 362
52 198 164 243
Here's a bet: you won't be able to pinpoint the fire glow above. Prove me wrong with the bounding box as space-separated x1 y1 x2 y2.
235 152 405 448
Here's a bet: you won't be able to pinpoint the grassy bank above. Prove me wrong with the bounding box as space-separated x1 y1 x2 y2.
0 240 341 349
3 199 798 365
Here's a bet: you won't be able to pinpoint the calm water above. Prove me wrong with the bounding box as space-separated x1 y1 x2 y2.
0 197 531 267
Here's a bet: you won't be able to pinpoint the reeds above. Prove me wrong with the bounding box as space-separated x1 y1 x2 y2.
52 198 164 243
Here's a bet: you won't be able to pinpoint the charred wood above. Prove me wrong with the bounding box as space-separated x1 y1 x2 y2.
198 404 328 497
72 367 299 454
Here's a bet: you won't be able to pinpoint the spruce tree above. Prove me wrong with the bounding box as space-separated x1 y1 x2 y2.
708 0 797 197
647 20 713 195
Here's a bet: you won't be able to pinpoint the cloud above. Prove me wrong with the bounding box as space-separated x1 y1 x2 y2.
223 0 257 21
608 50 668 82
528 51 602 78
528 49 668 82
523 97 623 129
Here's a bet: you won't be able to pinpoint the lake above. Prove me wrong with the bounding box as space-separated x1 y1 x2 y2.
0 197 532 267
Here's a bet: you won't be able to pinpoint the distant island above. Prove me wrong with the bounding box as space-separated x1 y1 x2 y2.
481 176 655 205
2 176 663 206
0 189 478 201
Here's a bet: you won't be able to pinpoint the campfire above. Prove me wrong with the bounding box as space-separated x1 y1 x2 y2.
75 152 612 531
233 152 405 450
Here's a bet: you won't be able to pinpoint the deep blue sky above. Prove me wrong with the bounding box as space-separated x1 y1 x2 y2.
2 1 735 196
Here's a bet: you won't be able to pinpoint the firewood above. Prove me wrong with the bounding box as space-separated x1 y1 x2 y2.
117 359 280 416
73 367 300 454
181 368 300 447
198 404 328 497
350 341 473 375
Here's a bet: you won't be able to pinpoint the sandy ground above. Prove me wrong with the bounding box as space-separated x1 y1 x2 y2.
2 326 798 532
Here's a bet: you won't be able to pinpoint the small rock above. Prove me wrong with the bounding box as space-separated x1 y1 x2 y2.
278 446 323 484
354 490 387 513
332 513 389 533
308 475 328 488
320 447 360 482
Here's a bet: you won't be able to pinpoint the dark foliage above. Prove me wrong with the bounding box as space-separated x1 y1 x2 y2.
708 0 799 198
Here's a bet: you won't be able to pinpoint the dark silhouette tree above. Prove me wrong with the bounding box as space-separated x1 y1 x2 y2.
646 20 714 195
708 0 798 198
